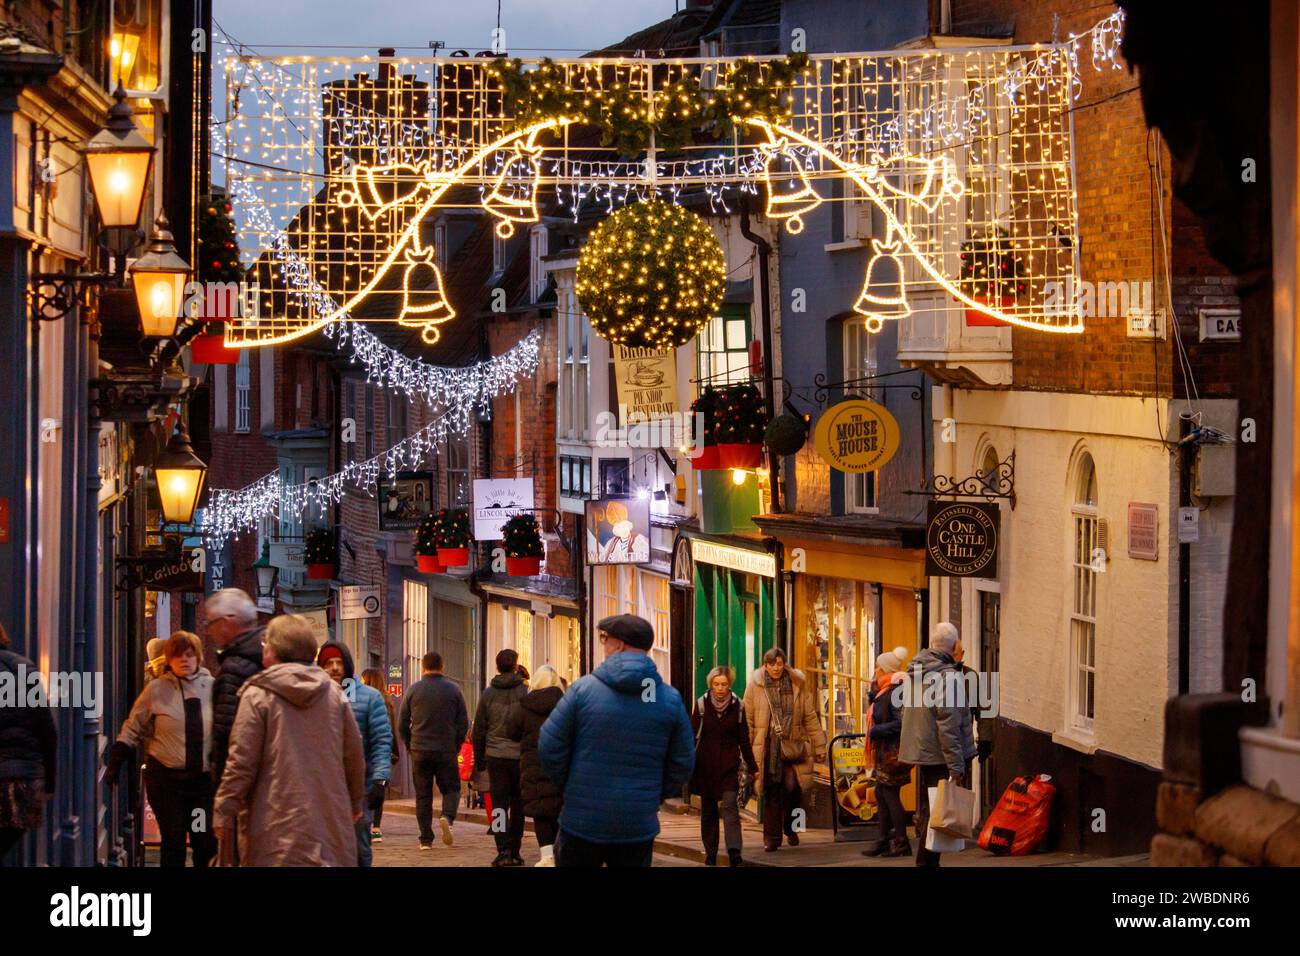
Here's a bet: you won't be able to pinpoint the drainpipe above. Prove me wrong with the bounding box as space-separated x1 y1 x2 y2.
739 198 779 513
935 383 955 629
78 307 101 866
1178 416 1192 694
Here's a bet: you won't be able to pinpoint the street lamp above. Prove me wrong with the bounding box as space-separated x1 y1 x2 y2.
130 215 192 338
83 85 154 230
153 426 207 525
251 541 278 601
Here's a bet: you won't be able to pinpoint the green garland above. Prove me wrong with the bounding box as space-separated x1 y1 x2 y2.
304 528 336 565
501 513 544 558
414 513 440 556
491 53 809 156
433 508 472 548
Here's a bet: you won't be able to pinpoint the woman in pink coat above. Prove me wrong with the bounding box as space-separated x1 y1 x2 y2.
213 614 366 866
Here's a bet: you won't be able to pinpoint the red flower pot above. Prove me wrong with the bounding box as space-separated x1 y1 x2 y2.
690 445 721 471
417 554 446 573
190 333 240 364
306 563 334 580
505 556 542 576
717 443 764 469
437 546 469 567
964 295 1015 327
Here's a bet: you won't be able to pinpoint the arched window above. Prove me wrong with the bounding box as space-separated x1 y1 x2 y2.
979 445 1001 495
1069 452 1098 732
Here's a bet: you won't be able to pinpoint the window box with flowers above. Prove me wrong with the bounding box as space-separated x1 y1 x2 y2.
434 508 472 567
415 513 446 573
304 528 337 580
502 513 544 577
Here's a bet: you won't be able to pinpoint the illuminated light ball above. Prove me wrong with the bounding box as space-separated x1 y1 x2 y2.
575 200 726 350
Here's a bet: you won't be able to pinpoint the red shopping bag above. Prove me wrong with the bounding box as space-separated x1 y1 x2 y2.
978 774 1056 856
457 739 475 781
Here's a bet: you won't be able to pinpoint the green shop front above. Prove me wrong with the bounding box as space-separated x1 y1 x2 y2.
680 528 778 701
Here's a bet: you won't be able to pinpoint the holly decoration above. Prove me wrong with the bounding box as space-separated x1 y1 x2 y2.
501 513 544 559
493 53 809 157
690 388 720 446
414 513 440 557
197 193 243 283
711 383 768 445
765 412 808 456
959 228 1027 302
304 528 337 565
432 508 472 548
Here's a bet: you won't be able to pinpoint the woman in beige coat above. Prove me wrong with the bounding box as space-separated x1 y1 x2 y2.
744 647 827 853
213 614 366 866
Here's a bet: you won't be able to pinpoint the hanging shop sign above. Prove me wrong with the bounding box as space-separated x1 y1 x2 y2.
612 344 679 424
472 477 535 541
585 497 651 565
1127 502 1159 561
338 585 382 621
690 539 776 578
813 399 901 474
924 501 1000 579
269 541 305 570
138 555 205 593
377 471 434 531
299 608 332 646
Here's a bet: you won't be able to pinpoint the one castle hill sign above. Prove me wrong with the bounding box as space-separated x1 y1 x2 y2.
925 501 1000 579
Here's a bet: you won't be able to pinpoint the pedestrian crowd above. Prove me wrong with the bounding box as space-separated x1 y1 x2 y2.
2 583 980 868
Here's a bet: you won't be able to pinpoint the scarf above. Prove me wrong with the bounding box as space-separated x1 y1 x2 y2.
763 670 794 775
710 691 732 715
178 674 205 773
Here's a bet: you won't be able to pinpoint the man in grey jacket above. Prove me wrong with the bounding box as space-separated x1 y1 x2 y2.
472 648 529 866
399 651 469 850
900 621 978 867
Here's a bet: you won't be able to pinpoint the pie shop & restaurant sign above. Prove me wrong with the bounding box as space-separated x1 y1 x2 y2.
925 501 1000 579
813 399 901 473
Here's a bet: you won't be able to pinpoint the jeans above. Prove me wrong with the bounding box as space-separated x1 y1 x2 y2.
876 783 906 843
144 760 217 868
700 790 742 858
914 764 950 867
554 829 655 868
761 763 802 847
411 750 460 844
487 757 525 856
355 806 372 867
533 815 559 849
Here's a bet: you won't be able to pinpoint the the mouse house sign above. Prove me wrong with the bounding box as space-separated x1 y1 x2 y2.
813 399 900 473
925 501 1000 579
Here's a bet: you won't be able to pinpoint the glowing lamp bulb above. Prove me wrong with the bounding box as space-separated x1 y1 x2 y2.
731 469 747 486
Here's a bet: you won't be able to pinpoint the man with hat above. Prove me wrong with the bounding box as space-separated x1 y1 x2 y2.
538 614 694 867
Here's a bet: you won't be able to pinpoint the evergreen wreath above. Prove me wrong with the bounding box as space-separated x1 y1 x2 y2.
414 513 440 557
197 193 243 283
304 528 337 565
432 508 472 548
765 411 808 456
959 228 1027 302
492 53 809 156
501 513 544 558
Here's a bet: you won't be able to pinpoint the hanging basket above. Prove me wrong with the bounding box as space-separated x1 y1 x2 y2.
505 556 542 577
690 445 722 471
306 563 335 580
417 554 446 574
437 546 469 567
716 443 764 469
964 295 1015 327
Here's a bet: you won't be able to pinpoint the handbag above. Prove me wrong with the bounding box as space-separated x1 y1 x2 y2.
764 684 809 764
932 777 979 840
924 786 968 852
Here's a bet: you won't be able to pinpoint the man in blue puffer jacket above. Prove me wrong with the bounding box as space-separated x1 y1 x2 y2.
538 614 694 867
318 641 391 866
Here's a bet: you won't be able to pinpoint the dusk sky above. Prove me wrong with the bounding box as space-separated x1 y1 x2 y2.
213 0 671 57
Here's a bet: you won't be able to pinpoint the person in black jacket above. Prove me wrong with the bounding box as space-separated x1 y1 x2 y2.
472 648 529 866
690 666 758 867
864 648 911 858
399 651 468 850
505 664 564 866
202 589 264 788
0 622 56 865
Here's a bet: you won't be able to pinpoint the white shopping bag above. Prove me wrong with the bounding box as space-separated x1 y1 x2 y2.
924 786 967 853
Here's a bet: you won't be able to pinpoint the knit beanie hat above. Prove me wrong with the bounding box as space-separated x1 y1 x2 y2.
317 645 345 667
877 646 908 674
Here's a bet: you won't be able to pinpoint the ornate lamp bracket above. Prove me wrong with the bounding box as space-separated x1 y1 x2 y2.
907 450 1017 510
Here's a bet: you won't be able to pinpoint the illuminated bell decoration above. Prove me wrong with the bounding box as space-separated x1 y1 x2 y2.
397 245 456 344
483 140 542 239
154 427 207 526
131 214 193 338
762 136 822 235
575 199 726 350
854 238 911 333
83 85 154 229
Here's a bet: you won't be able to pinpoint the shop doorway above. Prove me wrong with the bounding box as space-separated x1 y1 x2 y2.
978 589 1001 809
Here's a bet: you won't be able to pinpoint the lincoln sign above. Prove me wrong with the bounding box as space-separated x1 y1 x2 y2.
925 501 1000 579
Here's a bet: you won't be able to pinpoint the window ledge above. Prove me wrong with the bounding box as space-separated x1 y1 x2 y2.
1051 729 1098 755
823 239 867 253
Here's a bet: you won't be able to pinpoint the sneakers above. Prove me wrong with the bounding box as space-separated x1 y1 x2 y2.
534 845 555 867
418 841 433 851
370 828 383 844
438 816 454 847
